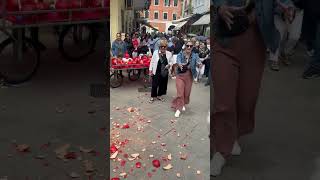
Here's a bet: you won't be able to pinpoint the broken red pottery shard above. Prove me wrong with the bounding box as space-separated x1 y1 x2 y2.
40 143 50 150
110 144 118 154
120 160 126 167
152 160 160 168
64 152 77 159
122 123 130 129
135 162 142 168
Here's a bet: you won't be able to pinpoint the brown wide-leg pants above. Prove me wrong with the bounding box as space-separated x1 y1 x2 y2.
211 23 266 158
172 70 193 111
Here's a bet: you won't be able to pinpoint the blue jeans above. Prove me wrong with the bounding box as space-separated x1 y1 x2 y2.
306 21 320 71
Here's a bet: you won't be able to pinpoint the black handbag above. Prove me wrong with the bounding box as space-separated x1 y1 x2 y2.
216 2 255 37
217 10 250 37
160 55 169 77
160 63 169 77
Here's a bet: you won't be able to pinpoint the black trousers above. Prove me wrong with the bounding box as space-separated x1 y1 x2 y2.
204 59 210 77
151 74 168 97
302 12 317 50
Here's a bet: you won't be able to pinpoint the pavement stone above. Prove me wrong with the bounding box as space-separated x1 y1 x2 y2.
110 76 210 180
0 29 108 179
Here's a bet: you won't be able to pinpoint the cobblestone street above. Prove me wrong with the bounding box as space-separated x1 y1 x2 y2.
110 77 210 180
0 28 108 180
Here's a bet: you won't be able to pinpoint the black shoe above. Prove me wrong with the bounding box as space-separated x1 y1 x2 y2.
205 82 210 86
302 68 320 79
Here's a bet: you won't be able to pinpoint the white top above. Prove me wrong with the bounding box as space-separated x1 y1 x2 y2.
149 50 174 75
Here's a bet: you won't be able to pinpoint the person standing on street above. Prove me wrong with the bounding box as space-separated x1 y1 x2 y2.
205 38 212 86
211 0 295 176
167 37 183 79
301 0 320 78
132 33 140 57
124 33 134 57
195 41 210 83
148 35 155 55
112 32 127 58
154 33 162 51
172 40 200 118
269 1 303 71
112 32 127 77
149 39 173 103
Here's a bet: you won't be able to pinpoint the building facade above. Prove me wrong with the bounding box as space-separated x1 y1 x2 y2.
142 0 183 33
192 0 210 14
110 0 148 42
182 0 192 17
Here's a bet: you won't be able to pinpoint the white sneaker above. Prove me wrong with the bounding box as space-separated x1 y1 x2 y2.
210 152 226 177
182 106 186 111
175 110 181 118
231 141 241 155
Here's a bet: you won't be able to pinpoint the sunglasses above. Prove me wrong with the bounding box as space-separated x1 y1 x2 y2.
160 46 167 48
186 45 193 48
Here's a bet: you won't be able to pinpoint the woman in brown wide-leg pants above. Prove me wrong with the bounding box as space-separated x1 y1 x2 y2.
211 20 266 165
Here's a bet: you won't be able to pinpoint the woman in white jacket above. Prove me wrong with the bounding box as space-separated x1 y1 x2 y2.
149 39 174 103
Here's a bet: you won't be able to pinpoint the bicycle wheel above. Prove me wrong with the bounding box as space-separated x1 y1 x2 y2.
0 38 40 84
59 24 97 62
110 72 123 88
128 69 141 81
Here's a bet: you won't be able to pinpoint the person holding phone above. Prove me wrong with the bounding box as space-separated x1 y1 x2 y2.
171 40 200 118
211 0 295 176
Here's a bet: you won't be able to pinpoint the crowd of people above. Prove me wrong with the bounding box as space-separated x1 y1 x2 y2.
111 30 210 118
211 0 320 177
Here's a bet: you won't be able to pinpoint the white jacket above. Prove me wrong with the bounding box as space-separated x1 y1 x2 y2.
149 50 173 75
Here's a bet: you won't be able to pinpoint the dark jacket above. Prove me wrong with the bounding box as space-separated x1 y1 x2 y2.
304 0 320 17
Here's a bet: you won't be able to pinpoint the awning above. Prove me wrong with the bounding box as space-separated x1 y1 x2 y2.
192 14 210 26
172 16 192 24
173 21 188 30
168 25 176 31
136 18 158 31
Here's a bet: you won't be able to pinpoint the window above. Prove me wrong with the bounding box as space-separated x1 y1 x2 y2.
154 0 159 5
174 0 178 6
145 11 149 18
172 13 177 20
163 12 168 20
154 11 159 19
126 0 132 8
164 0 170 6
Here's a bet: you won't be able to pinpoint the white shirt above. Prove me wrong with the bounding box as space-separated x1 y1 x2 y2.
149 50 173 75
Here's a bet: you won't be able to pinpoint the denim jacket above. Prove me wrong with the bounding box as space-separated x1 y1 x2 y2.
112 40 127 57
176 51 199 79
213 0 293 53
